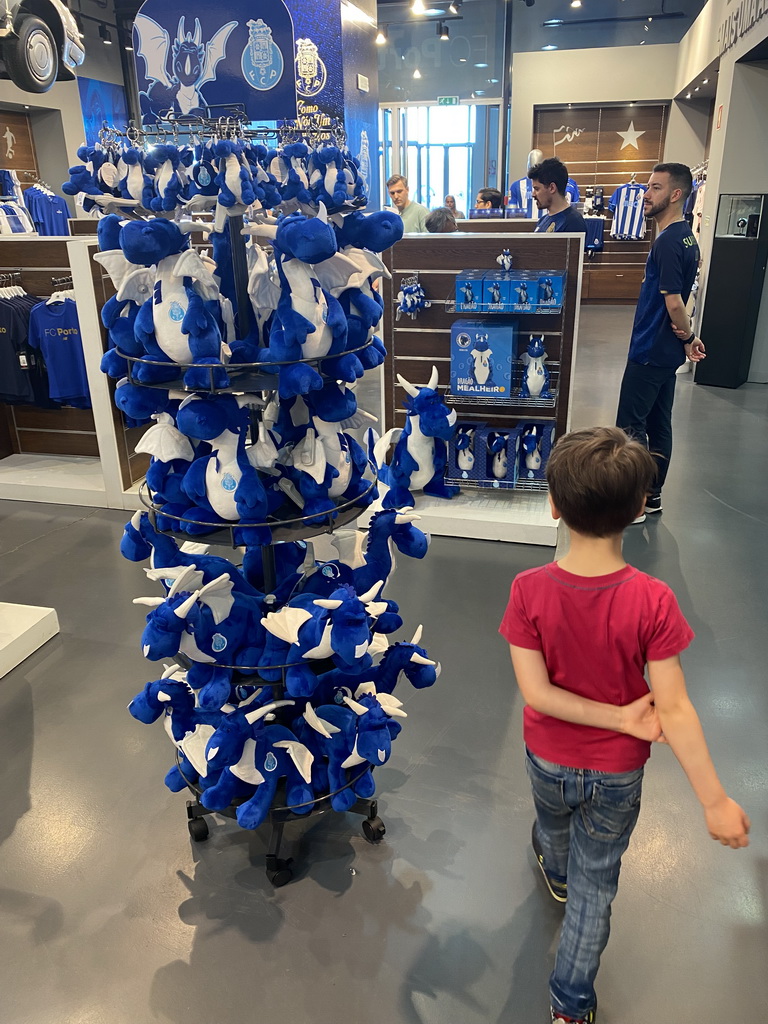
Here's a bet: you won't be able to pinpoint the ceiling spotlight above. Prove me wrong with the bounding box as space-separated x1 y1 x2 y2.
694 86 699 91
438 21 449 39
544 19 564 26
449 0 461 12
99 23 112 44
411 0 426 13
571 0 582 6
686 91 692 98
640 39 645 43
644 24 649 30
542 43 558 49
458 56 467 62
124 40 133 51
703 78 709 83
413 68 422 79
376 26 387 44
474 62 489 67
648 15 653 20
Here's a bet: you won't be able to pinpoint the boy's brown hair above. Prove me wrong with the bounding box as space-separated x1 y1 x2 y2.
546 427 656 537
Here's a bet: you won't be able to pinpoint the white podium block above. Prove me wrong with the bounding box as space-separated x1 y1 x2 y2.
0 603 60 678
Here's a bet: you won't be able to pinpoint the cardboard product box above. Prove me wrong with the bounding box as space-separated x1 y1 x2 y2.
509 272 537 313
450 319 517 399
535 271 566 313
455 270 486 312
519 421 557 482
482 271 513 313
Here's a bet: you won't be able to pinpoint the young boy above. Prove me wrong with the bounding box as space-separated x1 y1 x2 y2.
499 426 750 1024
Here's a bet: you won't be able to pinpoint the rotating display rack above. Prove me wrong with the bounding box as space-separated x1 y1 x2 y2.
68 118 441 885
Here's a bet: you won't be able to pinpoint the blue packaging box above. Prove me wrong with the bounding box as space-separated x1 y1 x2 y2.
482 271 513 313
450 319 517 399
509 272 537 313
455 270 486 313
449 422 487 482
483 428 520 489
535 271 565 312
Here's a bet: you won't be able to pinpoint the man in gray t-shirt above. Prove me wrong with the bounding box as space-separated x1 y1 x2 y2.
387 174 429 233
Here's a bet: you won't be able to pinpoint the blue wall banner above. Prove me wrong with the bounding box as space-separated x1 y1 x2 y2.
133 0 297 123
77 78 130 146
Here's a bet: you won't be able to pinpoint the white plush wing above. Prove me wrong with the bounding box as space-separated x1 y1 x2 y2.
312 251 369 296
195 575 235 625
290 428 326 486
230 738 266 785
173 249 220 302
134 415 195 463
369 632 390 658
330 529 367 569
179 541 210 556
93 250 132 290
342 246 390 284
145 565 205 592
338 408 378 431
117 266 155 306
373 427 402 469
261 606 313 645
273 740 314 784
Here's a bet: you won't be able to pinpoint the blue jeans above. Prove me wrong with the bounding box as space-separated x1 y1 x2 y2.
616 359 677 497
526 749 644 1019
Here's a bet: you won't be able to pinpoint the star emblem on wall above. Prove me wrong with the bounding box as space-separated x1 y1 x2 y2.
617 121 646 150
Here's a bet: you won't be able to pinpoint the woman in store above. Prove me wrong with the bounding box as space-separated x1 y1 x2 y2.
444 194 465 219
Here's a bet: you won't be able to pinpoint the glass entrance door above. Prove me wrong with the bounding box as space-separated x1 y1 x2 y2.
379 102 501 214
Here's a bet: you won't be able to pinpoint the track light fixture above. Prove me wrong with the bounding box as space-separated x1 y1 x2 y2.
99 23 112 44
449 0 461 12
376 26 387 45
413 67 422 79
411 0 426 14
438 21 449 39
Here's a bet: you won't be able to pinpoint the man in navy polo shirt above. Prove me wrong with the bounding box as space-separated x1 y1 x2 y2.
616 162 705 521
530 158 586 234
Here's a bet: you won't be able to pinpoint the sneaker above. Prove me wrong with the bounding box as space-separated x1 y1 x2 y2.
644 495 663 514
551 1010 596 1024
532 824 567 903
631 513 646 524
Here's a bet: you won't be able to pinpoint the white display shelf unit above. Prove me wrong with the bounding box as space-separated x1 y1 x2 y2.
382 232 584 547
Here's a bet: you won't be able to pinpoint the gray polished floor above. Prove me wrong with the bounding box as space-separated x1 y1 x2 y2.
0 306 766 1023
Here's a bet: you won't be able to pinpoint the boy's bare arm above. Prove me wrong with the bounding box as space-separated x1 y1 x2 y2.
509 645 662 742
648 655 750 848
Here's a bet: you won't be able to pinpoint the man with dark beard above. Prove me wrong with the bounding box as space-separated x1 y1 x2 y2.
616 163 706 522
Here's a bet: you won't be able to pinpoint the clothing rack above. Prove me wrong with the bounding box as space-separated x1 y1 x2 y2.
691 160 708 180
17 169 55 192
0 270 23 285
51 274 73 289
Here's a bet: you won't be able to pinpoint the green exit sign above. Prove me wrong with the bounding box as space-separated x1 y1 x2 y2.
438 96 460 106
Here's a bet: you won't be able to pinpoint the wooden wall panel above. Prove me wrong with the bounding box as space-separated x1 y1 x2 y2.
0 112 38 177
533 103 668 199
15 429 99 457
13 406 95 431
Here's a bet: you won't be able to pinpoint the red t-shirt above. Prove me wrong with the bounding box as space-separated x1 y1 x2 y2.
499 562 694 772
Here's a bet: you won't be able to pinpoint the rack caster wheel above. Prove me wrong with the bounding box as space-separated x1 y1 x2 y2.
362 817 386 843
188 817 209 842
267 861 293 887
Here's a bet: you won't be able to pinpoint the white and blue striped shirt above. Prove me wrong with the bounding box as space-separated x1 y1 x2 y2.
609 183 648 240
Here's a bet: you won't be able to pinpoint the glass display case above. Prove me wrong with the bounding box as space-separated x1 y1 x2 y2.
715 194 764 238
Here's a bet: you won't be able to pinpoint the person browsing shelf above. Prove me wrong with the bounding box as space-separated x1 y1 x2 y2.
531 158 587 234
387 174 429 234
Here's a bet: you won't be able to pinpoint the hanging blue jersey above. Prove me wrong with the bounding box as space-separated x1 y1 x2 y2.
509 177 536 218
609 183 648 240
584 217 605 254
27 299 90 403
565 178 580 205
628 221 700 368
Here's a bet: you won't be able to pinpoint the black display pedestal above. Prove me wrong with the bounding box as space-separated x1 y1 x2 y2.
696 193 768 389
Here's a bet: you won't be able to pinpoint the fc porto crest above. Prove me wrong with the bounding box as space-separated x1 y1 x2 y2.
242 18 284 91
295 37 327 97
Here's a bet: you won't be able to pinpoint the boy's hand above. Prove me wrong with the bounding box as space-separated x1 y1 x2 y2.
704 796 751 848
620 692 663 742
